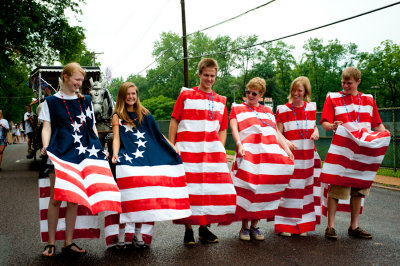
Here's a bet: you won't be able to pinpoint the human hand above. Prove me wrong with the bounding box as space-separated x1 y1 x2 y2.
310 131 319 141
41 146 47 156
237 143 245 157
173 145 181 155
331 121 343 131
111 153 119 164
285 148 294 161
286 140 298 150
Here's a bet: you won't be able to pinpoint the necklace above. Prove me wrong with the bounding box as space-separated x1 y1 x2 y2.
291 103 308 139
60 91 84 131
341 91 361 123
197 87 214 120
245 103 275 128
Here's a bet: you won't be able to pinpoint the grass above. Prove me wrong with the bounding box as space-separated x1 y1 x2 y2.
377 168 400 178
226 150 235 156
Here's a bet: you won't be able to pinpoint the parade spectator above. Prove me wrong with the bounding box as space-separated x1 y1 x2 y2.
275 76 320 237
15 123 22 143
320 67 388 239
24 105 34 156
0 110 10 170
111 82 190 249
10 121 18 144
169 58 236 245
229 77 294 241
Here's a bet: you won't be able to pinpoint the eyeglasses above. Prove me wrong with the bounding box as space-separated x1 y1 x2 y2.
246 90 259 96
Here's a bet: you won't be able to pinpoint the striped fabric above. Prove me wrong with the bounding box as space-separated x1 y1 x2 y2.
173 87 236 225
104 211 154 248
39 177 100 243
231 103 294 220
274 102 320 234
321 184 364 216
313 151 322 225
319 125 390 189
47 151 121 214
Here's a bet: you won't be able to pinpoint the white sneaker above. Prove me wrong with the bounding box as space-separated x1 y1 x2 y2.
299 232 307 237
239 228 251 241
133 232 145 247
279 232 292 237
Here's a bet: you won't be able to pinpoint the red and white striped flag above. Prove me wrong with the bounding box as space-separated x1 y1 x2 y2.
321 184 364 216
39 177 100 243
320 125 390 189
313 150 322 224
104 212 154 248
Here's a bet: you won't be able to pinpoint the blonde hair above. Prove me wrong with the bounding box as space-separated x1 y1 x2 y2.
287 76 311 103
61 62 86 100
198 58 218 74
114 82 148 129
342 67 361 81
247 77 266 95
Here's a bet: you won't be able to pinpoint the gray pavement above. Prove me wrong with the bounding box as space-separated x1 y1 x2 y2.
1 143 400 266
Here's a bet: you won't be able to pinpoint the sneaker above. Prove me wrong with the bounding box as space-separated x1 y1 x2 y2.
325 227 337 239
279 232 292 237
250 227 264 241
184 228 196 245
133 232 145 247
239 228 251 241
199 226 219 243
348 227 372 239
299 232 307 237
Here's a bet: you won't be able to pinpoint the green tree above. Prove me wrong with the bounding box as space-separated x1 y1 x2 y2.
141 95 176 120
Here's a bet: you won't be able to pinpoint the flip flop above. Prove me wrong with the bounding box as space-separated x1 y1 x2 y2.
42 244 56 257
61 243 86 256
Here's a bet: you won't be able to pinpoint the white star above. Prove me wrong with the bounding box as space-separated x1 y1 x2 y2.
135 139 147 148
133 130 145 139
76 143 87 155
86 106 94 119
71 121 81 132
123 124 133 132
87 144 100 157
76 112 86 124
72 132 82 143
118 119 123 126
123 153 133 163
102 148 108 159
132 149 144 158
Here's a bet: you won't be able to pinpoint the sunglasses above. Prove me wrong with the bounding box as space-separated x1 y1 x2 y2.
246 90 259 96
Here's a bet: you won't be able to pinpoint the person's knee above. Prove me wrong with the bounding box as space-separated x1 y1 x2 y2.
50 199 62 208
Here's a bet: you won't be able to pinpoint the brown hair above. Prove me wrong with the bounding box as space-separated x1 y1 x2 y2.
0 110 3 119
287 76 311 103
114 82 148 129
247 77 266 95
61 62 86 100
198 58 218 74
342 67 361 82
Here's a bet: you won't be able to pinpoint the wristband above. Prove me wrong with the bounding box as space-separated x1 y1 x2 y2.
236 141 241 145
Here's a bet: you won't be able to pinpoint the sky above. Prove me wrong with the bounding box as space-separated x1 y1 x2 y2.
67 0 400 80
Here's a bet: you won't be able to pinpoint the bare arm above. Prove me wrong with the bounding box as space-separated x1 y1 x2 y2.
111 114 120 163
169 118 179 144
277 121 297 150
310 123 320 141
374 123 388 133
322 121 343 131
277 130 294 161
41 121 51 155
163 135 180 155
93 124 99 138
230 118 245 157
218 129 227 146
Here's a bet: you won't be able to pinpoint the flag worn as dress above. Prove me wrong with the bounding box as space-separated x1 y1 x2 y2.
230 103 294 221
41 94 121 214
172 87 236 225
274 102 321 234
115 112 191 223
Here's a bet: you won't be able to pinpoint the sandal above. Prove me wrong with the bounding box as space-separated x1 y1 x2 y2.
61 243 86 256
42 244 56 257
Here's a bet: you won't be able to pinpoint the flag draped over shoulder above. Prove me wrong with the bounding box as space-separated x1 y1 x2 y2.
104 211 154 248
320 125 390 189
230 103 294 221
116 112 191 223
44 95 121 214
172 87 236 225
39 177 100 243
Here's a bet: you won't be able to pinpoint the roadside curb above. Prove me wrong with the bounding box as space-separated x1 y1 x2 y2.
372 183 400 191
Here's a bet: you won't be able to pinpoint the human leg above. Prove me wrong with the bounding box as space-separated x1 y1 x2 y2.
184 224 196 245
239 219 250 240
250 220 264 240
0 145 5 169
133 223 145 247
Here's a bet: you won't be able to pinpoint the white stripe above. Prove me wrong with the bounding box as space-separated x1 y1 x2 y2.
48 151 110 172
244 142 288 157
184 98 226 114
238 159 294 176
328 144 386 164
177 141 225 153
322 163 376 182
55 178 90 203
190 205 236 216
116 164 185 178
177 119 221 133
335 126 391 148
234 178 288 194
237 196 280 211
277 102 316 114
40 216 98 233
294 158 315 170
120 209 192 223
88 191 121 206
187 183 236 195
183 162 230 174
120 186 189 201
282 120 316 131
239 125 277 140
85 174 118 188
236 110 276 124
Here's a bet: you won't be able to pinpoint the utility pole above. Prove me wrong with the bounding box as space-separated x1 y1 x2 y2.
91 52 104 67
180 0 189 87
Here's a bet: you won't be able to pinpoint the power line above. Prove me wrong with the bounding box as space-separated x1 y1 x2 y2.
186 0 276 37
185 1 400 60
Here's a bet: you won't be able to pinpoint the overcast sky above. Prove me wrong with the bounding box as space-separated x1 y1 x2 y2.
67 0 400 80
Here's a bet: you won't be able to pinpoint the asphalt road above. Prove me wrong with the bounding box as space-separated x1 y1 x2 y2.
1 144 399 266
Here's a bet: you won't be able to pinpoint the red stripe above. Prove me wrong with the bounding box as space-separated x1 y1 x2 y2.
235 206 278 220
49 154 82 176
91 200 121 214
40 205 94 220
54 188 91 208
333 113 374 127
332 134 389 156
292 167 314 179
86 182 120 197
275 222 316 234
55 169 87 193
277 207 302 218
117 175 187 189
185 172 233 184
243 133 278 145
40 186 51 198
236 187 284 203
122 198 190 212
82 164 113 178
235 169 291 185
324 153 381 172
180 109 225 121
104 213 120 227
319 173 372 189
176 131 221 142
180 151 227 163
189 194 236 206
284 129 315 141
242 151 294 165
238 117 276 131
